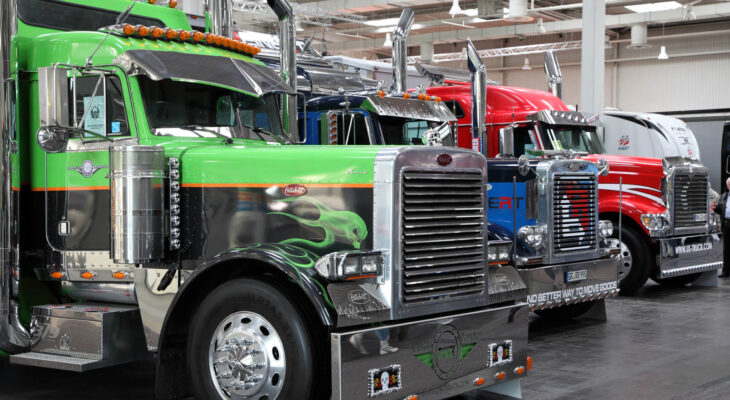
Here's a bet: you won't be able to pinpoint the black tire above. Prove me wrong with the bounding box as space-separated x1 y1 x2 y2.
534 301 595 320
613 225 651 296
187 278 315 400
652 273 702 287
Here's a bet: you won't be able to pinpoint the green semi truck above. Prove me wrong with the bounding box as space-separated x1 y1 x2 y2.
0 0 530 399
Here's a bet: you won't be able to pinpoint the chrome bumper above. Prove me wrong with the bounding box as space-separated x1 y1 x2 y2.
655 233 723 279
518 257 619 311
330 303 528 400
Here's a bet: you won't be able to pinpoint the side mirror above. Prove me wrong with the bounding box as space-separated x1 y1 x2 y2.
598 157 610 176
498 126 515 158
37 126 70 153
517 154 530 176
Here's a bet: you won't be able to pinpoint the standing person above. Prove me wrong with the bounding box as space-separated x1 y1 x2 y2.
714 177 730 278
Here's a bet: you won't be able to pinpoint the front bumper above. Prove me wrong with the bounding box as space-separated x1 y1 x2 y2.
330 303 528 400
655 233 723 279
518 257 619 311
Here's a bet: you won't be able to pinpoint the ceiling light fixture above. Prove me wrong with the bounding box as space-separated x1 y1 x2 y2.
450 0 467 17
536 18 546 34
504 0 534 22
441 20 476 29
383 32 393 47
625 1 682 13
335 32 370 40
683 3 697 20
657 45 669 59
522 57 532 70
363 17 401 27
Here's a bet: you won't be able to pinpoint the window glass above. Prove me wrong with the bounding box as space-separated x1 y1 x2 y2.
539 124 606 154
69 75 130 137
18 0 164 32
378 116 454 147
513 126 536 158
443 100 466 118
138 76 285 143
336 113 370 145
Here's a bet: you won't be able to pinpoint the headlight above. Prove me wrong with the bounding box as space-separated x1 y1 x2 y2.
640 213 668 232
518 225 544 250
488 241 512 264
315 251 384 281
598 220 614 239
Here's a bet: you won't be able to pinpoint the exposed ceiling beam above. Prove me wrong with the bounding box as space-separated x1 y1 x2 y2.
326 2 730 52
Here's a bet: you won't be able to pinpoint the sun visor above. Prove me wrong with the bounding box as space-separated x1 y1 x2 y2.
416 62 498 85
115 50 293 96
364 95 457 122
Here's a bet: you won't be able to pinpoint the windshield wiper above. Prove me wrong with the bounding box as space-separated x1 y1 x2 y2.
252 126 287 144
180 125 233 144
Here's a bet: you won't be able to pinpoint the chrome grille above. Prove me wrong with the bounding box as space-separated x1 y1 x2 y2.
673 172 708 229
552 173 597 254
401 170 486 304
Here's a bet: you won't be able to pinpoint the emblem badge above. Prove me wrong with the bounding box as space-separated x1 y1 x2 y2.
436 154 452 166
69 160 107 178
348 290 369 305
431 325 462 380
282 184 307 197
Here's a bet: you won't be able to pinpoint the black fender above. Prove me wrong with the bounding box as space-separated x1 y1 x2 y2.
154 243 333 399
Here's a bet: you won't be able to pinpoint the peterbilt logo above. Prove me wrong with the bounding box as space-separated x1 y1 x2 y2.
347 290 369 304
282 184 307 197
436 154 452 166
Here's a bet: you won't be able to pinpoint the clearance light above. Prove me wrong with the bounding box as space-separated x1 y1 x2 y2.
214 35 224 46
474 377 485 386
377 90 386 98
193 31 205 42
50 271 64 279
123 24 136 36
495 371 506 380
403 93 411 99
148 0 156 3
138 25 151 37
152 26 165 39
514 366 525 375
165 28 178 40
405 396 418 400
526 356 533 371
179 30 191 41
169 0 178 7
113 272 128 280
434 96 442 102
81 271 96 279
205 33 216 45
424 95 432 101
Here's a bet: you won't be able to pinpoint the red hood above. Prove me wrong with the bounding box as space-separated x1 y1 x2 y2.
584 154 666 211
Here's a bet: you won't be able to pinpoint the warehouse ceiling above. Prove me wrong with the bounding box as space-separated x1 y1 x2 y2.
230 0 730 60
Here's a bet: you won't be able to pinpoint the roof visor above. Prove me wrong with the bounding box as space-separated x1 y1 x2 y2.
115 50 294 96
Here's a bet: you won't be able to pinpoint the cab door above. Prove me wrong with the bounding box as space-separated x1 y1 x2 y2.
45 71 137 252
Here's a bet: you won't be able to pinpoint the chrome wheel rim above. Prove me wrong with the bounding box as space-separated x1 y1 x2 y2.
208 311 285 400
610 238 633 284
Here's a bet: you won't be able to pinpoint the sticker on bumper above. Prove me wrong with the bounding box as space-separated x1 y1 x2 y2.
368 364 401 397
488 340 513 367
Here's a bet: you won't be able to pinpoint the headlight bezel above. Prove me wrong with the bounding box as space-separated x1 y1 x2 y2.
517 225 545 250
488 240 513 265
315 250 384 282
598 220 614 239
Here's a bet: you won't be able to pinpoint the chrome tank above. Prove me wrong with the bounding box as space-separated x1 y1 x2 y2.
544 50 563 99
267 0 298 141
390 7 414 95
110 146 166 264
0 0 30 354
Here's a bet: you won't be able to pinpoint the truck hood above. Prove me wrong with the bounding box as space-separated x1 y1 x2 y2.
583 153 665 208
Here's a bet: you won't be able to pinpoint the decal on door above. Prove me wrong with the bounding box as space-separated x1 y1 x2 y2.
618 135 630 151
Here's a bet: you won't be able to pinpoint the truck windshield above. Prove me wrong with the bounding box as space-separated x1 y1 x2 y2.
539 124 606 154
138 76 286 143
378 116 455 146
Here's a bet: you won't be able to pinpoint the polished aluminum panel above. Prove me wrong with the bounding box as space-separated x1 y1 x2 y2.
62 282 137 305
330 304 528 400
656 234 722 278
519 257 618 309
487 265 527 305
134 268 191 351
109 146 165 264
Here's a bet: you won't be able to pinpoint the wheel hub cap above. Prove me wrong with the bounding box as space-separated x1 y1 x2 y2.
610 238 633 283
209 312 285 399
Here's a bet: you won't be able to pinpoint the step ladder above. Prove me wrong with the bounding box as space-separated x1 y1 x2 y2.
10 303 148 372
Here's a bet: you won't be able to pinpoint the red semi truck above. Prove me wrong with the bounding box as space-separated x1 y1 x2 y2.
420 64 721 295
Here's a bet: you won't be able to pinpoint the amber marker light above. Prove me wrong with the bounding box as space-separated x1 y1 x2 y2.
474 377 486 386
377 90 386 98
165 29 178 40
148 0 156 3
526 356 533 371
495 371 506 380
169 0 178 7
50 271 64 279
403 93 411 99
417 93 425 100
424 95 432 101
192 31 204 42
514 366 525 375
138 25 151 37
214 35 224 46
222 37 231 48
81 271 95 279
123 24 136 36
113 272 127 280
205 33 216 45
178 30 192 41
405 396 418 400
152 26 164 39
434 96 442 102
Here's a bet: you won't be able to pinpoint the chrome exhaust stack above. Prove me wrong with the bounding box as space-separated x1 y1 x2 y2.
390 7 414 95
208 0 233 37
544 50 563 99
0 0 30 354
267 0 298 141
466 39 487 154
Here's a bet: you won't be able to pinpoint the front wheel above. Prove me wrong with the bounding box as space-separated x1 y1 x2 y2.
187 278 315 400
609 225 651 296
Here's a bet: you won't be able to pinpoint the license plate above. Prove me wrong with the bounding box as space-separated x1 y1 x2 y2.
693 213 707 222
368 364 401 397
488 340 513 367
566 269 588 283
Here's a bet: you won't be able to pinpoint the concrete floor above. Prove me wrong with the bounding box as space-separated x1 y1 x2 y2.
2 278 730 400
